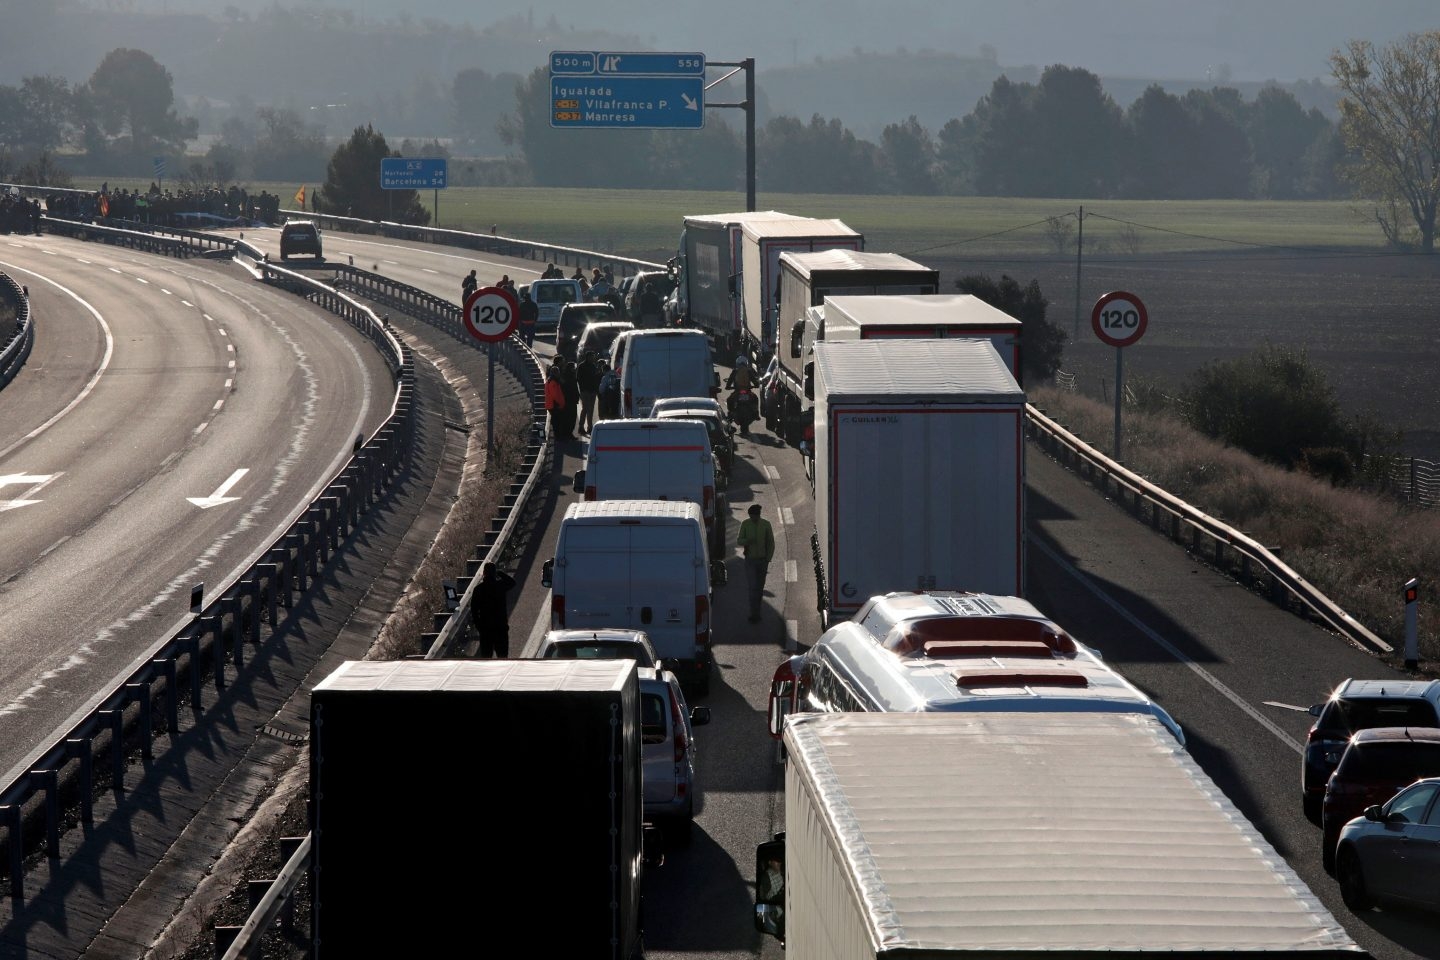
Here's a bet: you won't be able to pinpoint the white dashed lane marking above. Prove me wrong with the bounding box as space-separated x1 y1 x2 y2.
784 560 798 582
765 465 780 480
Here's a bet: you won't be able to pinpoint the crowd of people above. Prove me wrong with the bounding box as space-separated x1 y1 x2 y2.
544 350 620 442
43 183 285 227
0 192 41 234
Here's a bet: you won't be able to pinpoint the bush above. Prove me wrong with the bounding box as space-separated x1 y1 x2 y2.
954 273 1067 384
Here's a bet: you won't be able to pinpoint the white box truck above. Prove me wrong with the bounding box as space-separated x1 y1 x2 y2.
673 210 803 359
755 711 1363 959
311 659 650 959
739 217 861 364
814 293 1024 380
542 500 715 695
811 339 1025 624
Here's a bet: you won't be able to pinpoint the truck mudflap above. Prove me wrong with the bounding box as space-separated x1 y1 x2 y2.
810 529 828 628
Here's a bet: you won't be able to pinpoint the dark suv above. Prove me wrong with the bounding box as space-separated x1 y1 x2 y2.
279 220 322 260
1321 726 1440 872
556 302 617 362
1303 679 1440 820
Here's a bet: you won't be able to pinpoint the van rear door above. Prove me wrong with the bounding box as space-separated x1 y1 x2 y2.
559 525 631 631
628 524 701 662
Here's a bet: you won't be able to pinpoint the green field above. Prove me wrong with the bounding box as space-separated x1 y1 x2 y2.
70 178 1387 260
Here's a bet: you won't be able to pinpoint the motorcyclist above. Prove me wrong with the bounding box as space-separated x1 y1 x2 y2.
726 355 758 434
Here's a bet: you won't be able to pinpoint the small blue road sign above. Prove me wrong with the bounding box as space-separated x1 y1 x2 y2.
380 157 448 190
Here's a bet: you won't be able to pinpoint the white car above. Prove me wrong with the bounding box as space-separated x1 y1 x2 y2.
534 628 657 666
650 396 725 420
638 666 711 839
1335 776 1440 913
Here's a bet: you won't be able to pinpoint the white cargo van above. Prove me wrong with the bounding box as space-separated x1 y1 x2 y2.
573 419 726 562
542 500 715 695
528 277 584 331
613 329 717 417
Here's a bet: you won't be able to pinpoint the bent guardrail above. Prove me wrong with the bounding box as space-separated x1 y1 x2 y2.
0 272 33 390
1025 403 1390 653
0 232 415 905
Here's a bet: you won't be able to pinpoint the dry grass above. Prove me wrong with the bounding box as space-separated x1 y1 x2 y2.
367 407 533 660
1032 386 1440 663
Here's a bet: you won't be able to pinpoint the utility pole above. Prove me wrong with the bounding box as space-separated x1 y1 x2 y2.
707 58 756 211
1073 206 1083 339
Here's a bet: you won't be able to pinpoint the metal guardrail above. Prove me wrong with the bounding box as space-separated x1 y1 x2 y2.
280 208 665 279
43 216 198 258
1025 403 1390 653
0 225 416 906
0 272 33 390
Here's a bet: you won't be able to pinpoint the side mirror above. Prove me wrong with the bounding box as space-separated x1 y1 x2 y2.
572 468 586 494
1363 804 1384 822
690 706 712 727
754 835 786 940
541 558 554 589
642 823 666 868
755 904 783 940
1307 703 1324 718
789 319 805 359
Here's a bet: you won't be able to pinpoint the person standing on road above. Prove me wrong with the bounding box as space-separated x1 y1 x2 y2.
598 361 619 421
545 366 568 443
559 356 580 439
737 503 775 623
469 562 517 657
518 290 539 347
576 350 601 436
461 269 477 301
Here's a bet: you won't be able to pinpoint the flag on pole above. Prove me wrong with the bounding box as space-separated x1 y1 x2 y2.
293 185 306 207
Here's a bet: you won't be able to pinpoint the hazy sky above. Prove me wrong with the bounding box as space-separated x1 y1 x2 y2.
132 0 1438 82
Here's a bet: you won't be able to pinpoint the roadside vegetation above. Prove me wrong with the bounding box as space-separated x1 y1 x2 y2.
1031 382 1439 663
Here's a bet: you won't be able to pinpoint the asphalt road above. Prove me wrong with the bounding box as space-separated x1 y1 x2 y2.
229 225 1439 956
0 234 395 778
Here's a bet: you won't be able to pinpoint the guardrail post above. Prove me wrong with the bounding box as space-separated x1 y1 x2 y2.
256 563 279 627
6 804 23 898
157 658 179 734
187 629 203 710
322 496 342 551
32 770 59 857
213 926 241 957
66 738 94 825
245 577 261 643
101 708 125 790
127 682 153 760
201 615 225 691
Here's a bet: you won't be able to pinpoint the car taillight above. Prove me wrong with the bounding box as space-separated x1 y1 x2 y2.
584 485 596 500
670 694 688 762
694 596 710 654
768 657 800 740
703 484 714 517
551 595 565 627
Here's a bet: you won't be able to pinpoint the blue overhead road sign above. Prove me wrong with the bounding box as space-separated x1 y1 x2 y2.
550 75 705 130
380 157 448 190
551 51 705 76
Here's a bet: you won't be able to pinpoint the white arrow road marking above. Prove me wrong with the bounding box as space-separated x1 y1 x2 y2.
1264 701 1313 713
682 93 698 110
0 473 61 512
187 468 248 509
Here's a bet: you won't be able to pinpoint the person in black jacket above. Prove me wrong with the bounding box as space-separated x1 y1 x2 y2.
576 351 602 435
470 562 518 657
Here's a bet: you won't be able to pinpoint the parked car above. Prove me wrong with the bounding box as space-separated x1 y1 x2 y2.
1335 775 1440 913
624 270 678 326
576 320 635 367
1303 678 1440 820
651 398 735 487
279 220 322 260
556 302 618 362
534 628 657 667
528 278 584 331
639 665 710 839
1321 726 1440 871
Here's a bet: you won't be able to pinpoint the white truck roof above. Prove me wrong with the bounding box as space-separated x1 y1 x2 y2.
313 658 634 693
684 209 804 226
741 217 859 241
562 499 704 524
823 293 1023 331
814 339 1023 402
778 250 931 275
786 711 1361 956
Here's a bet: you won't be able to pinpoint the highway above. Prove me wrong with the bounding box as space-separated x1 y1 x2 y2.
242 223 1436 958
0 234 395 776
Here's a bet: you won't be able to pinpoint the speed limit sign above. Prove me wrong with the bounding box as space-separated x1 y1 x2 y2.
463 286 519 343
1091 290 1148 348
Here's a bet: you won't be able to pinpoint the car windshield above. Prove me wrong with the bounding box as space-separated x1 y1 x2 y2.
1337 741 1440 780
1323 698 1440 733
547 642 654 665
536 285 576 304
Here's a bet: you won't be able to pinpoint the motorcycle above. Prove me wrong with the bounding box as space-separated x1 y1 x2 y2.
728 387 759 436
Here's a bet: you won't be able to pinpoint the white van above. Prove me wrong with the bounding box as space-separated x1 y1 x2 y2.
528 278 584 330
542 500 715 695
613 329 717 417
573 419 726 561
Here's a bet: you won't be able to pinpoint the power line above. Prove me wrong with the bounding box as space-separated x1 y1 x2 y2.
900 216 1063 256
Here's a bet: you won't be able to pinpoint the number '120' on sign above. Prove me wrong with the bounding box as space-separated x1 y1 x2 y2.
1090 290 1148 347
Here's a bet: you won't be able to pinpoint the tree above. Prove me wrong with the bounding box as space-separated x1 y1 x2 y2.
1331 32 1440 252
1030 65 1125 197
1180 89 1253 198
322 125 429 225
84 48 197 156
1248 85 1333 199
252 107 328 181
969 76 1040 196
1123 85 1197 198
879 115 937 195
953 274 1065 384
759 114 881 194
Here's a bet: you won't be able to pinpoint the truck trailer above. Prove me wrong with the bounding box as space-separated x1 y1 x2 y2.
672 210 803 360
772 251 939 442
310 659 648 959
756 711 1364 959
738 217 862 365
811 293 1024 380
811 339 1025 624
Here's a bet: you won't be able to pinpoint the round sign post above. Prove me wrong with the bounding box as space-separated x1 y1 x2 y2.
1090 291 1148 462
463 286 520 456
